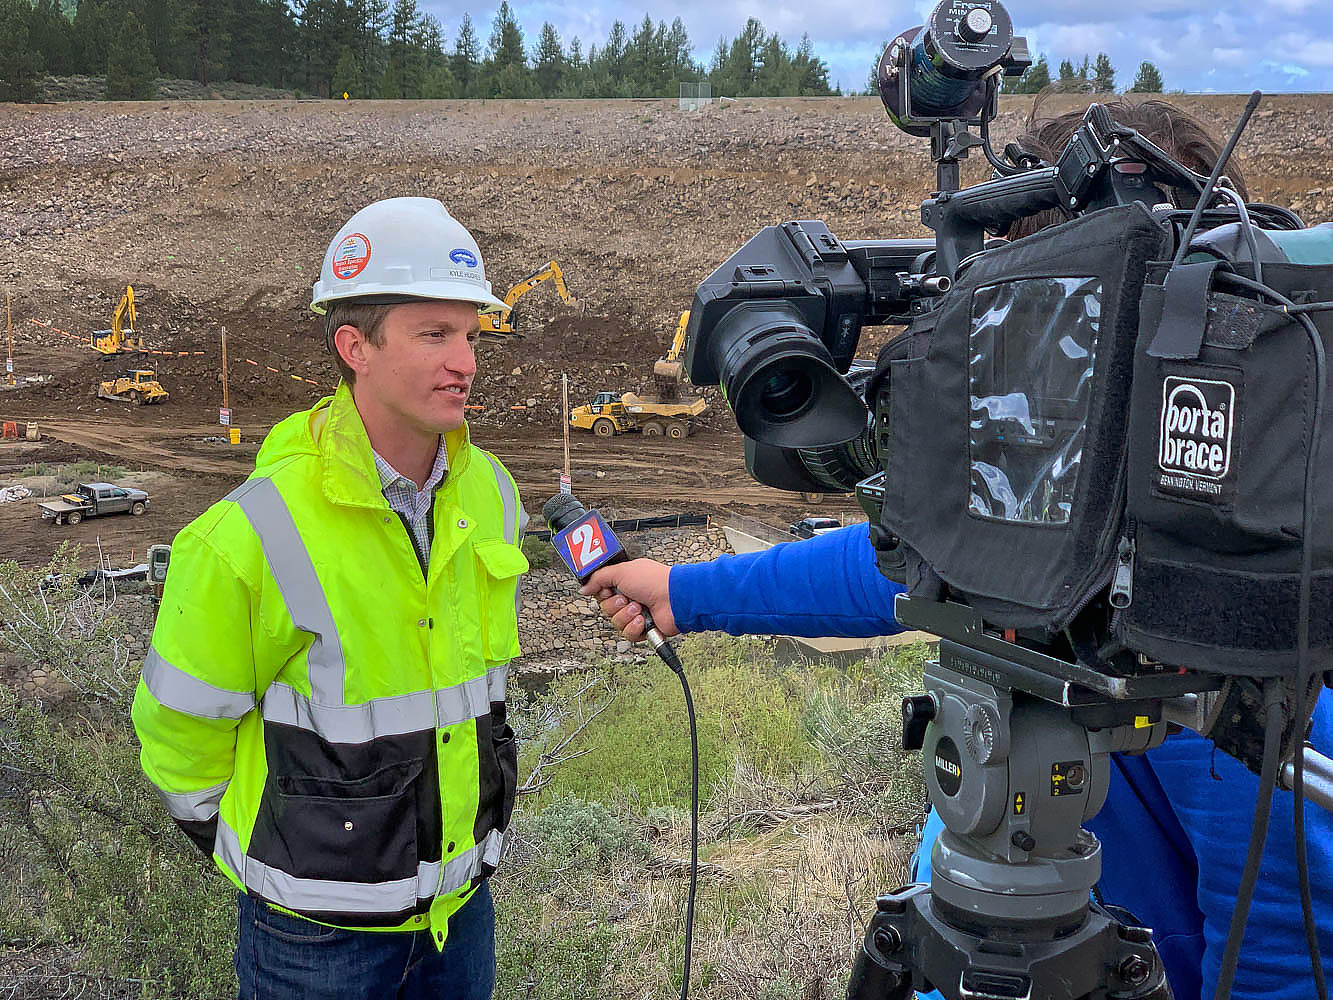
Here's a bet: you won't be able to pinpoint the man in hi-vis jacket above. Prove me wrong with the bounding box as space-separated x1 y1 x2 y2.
133 197 528 1000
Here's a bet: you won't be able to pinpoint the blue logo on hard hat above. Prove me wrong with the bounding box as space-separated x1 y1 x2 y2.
449 248 478 268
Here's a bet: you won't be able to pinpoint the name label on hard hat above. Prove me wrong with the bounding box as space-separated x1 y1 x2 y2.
333 233 372 279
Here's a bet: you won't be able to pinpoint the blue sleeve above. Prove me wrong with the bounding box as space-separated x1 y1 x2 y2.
666 523 905 638
1092 693 1333 1000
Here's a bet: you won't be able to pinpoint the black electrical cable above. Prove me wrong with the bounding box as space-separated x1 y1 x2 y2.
1212 679 1285 1000
651 640 699 1000
1214 269 1328 1000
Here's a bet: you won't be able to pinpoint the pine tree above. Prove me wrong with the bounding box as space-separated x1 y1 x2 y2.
71 0 113 76
1057 55 1091 92
418 14 453 98
380 0 424 98
28 0 75 77
228 0 296 87
597 19 628 94
481 1 528 97
532 22 564 96
1130 60 1164 93
1004 53 1049 94
105 10 157 100
1024 54 1050 93
330 43 364 96
177 0 231 87
666 19 694 86
792 34 831 96
0 0 44 102
562 36 586 96
452 13 480 97
865 40 887 96
1092 52 1115 93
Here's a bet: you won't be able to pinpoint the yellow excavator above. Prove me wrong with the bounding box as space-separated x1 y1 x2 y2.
480 260 579 339
93 285 144 355
652 310 690 399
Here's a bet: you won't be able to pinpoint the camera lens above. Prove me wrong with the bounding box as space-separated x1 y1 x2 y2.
760 369 814 419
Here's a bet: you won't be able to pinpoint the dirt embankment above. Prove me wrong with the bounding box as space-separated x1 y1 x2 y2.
1 94 1331 568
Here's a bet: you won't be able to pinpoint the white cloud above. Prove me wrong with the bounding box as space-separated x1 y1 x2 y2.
425 0 1333 94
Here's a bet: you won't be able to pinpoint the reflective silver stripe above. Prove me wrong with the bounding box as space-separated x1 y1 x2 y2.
480 829 503 869
482 453 520 544
227 477 345 705
481 452 526 628
261 671 500 741
154 779 228 822
143 646 256 719
216 817 494 916
487 663 507 705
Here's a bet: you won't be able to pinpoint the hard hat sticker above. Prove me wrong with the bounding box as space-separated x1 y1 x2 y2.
333 233 372 279
449 248 478 268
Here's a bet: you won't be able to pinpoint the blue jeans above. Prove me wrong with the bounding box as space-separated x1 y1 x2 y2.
235 882 496 1000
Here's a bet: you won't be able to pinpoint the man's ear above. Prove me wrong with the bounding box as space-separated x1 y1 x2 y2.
333 324 371 379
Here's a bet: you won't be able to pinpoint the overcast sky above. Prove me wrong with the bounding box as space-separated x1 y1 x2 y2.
421 0 1326 97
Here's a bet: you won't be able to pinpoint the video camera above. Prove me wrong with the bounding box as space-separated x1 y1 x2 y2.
683 2 1333 997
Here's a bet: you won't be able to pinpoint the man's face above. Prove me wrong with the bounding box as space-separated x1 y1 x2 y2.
344 300 480 436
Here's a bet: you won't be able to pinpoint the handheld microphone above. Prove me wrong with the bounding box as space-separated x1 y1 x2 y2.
542 492 681 671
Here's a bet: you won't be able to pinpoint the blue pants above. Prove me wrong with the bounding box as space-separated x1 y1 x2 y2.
235 882 496 1000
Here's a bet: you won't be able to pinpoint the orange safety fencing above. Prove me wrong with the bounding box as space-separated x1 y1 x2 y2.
27 319 206 357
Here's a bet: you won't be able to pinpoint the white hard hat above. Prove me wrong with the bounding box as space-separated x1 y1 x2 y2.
310 197 508 315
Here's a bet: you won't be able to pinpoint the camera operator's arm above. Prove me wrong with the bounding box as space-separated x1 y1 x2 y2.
580 523 906 642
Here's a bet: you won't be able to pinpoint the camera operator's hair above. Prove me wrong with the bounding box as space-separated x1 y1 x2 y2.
1007 98 1249 240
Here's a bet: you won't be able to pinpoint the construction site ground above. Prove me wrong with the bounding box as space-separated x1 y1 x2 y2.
2 93 1331 570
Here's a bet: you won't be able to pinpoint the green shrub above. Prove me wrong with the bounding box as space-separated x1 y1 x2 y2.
521 795 649 869
0 550 237 997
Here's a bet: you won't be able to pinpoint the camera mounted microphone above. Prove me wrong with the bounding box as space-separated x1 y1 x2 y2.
542 492 683 673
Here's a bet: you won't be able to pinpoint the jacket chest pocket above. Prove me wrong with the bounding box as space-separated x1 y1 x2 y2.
473 539 528 662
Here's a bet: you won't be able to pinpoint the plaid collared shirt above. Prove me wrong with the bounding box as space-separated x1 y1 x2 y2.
372 439 449 568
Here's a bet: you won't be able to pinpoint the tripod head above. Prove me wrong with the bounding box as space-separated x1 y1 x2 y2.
850 614 1176 1000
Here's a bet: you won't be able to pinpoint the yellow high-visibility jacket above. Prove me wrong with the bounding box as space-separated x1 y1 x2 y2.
132 383 528 946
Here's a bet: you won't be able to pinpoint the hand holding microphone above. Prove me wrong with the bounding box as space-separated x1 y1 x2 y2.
542 493 682 670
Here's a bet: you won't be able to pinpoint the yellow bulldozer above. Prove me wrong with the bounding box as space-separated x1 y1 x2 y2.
93 285 144 354
480 260 579 339
97 369 169 405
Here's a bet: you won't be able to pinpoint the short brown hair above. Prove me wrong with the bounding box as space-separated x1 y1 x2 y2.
1008 97 1248 240
323 300 394 386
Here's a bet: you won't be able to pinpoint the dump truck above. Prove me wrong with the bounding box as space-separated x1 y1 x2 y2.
570 391 708 439
96 369 169 404
39 482 150 526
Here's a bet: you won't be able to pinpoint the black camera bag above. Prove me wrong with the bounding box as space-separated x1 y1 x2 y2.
877 203 1167 630
1118 257 1333 677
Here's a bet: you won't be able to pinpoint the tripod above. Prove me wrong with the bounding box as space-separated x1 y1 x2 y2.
849 602 1192 1000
